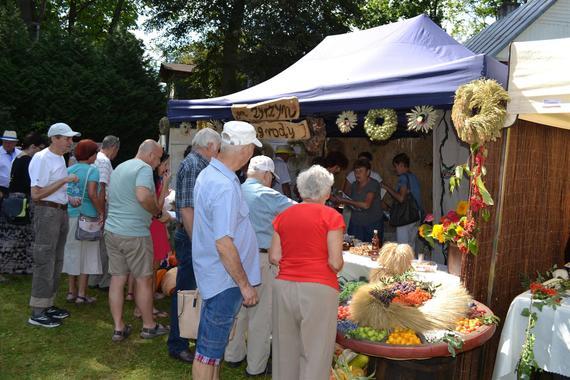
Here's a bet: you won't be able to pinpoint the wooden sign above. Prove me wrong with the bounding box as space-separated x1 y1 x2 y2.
253 120 311 140
232 97 300 122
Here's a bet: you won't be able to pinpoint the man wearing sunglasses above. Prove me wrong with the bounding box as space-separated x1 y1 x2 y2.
224 155 296 377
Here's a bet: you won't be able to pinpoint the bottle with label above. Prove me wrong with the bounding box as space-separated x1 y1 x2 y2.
370 229 381 260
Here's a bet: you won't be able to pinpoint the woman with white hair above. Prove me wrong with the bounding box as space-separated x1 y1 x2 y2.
269 165 345 380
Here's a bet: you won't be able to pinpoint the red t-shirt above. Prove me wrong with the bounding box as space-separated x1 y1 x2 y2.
273 203 345 290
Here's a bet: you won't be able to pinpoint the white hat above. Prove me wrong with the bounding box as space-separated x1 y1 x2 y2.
248 155 280 180
48 123 81 138
1 130 18 141
221 121 262 147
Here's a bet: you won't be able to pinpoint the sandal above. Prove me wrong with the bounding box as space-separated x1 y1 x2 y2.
133 309 168 319
112 324 132 342
140 323 169 339
126 292 134 301
75 295 96 305
66 292 77 303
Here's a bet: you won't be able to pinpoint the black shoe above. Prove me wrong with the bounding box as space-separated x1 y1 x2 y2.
45 306 70 320
170 349 194 363
225 358 245 368
28 314 62 328
245 362 272 377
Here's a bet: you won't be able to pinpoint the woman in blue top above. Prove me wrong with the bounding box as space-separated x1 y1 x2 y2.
382 153 423 253
63 140 105 304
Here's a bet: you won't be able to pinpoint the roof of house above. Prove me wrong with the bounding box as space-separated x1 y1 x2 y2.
159 63 195 82
464 0 557 57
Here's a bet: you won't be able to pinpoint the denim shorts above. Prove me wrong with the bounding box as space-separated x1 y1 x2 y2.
195 287 243 365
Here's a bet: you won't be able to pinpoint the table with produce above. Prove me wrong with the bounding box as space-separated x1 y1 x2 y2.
331 243 499 379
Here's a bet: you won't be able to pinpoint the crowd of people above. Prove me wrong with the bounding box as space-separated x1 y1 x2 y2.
0 122 424 379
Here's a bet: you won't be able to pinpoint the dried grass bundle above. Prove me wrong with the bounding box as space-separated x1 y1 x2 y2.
369 243 414 282
451 79 510 145
350 282 472 333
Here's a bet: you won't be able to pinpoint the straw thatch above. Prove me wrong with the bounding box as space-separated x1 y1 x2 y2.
350 282 472 333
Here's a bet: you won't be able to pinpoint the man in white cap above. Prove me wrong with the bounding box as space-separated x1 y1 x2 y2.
272 144 294 198
191 120 262 380
0 130 21 201
27 122 80 328
225 155 295 377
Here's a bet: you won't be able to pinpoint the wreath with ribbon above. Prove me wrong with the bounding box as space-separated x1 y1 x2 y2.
336 110 358 134
406 105 442 133
451 79 510 145
364 108 398 141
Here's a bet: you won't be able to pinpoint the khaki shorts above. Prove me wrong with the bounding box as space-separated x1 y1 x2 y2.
104 231 153 278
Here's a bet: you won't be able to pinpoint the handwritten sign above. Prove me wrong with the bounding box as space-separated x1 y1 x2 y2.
232 97 300 122
253 121 310 140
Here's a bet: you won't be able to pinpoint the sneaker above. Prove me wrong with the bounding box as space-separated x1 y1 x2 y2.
45 306 70 320
28 314 62 328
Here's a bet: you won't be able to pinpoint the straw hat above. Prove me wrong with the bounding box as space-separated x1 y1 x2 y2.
1 130 18 141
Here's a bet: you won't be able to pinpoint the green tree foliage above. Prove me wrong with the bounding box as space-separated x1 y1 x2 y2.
0 2 165 161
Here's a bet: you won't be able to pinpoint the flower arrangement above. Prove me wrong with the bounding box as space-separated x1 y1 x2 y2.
336 110 358 134
406 105 442 133
364 108 398 141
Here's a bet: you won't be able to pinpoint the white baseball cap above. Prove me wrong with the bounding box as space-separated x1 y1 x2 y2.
248 155 280 180
48 122 81 138
221 121 262 147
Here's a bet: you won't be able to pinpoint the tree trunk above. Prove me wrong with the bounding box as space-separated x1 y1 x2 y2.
68 0 77 33
108 0 125 34
220 0 245 95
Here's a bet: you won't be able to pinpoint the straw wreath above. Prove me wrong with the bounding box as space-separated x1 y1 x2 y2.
336 110 358 133
350 281 471 333
451 79 510 145
364 108 398 141
406 105 442 133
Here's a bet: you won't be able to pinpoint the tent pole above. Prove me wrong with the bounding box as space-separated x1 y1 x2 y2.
486 127 511 306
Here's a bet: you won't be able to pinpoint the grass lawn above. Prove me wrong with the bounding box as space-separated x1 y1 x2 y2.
0 275 255 379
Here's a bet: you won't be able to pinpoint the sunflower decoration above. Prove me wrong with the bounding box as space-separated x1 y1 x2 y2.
335 110 358 134
451 79 510 145
364 108 398 141
406 106 442 133
180 122 192 135
196 119 223 132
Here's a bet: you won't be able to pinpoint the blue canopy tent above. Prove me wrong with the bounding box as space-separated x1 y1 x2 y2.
167 14 507 124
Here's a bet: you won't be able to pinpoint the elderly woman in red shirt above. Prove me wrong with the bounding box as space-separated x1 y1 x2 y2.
269 164 345 380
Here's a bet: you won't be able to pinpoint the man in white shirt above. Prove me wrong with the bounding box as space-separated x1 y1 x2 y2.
271 144 293 197
28 123 80 328
0 130 21 200
89 135 120 290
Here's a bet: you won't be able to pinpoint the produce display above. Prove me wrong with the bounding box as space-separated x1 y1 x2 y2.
386 328 421 345
347 326 388 342
348 244 372 256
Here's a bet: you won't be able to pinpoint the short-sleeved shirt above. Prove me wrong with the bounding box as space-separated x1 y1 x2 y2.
175 150 209 223
273 203 345 290
396 172 423 211
67 163 100 218
242 178 296 249
271 157 291 194
95 151 113 198
105 158 155 237
349 178 383 226
192 158 260 300
346 170 386 198
28 147 68 204
0 146 21 188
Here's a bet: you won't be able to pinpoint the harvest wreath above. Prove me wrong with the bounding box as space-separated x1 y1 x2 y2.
364 108 397 141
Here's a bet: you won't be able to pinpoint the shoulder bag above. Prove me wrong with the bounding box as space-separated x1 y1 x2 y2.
75 166 103 241
1 192 30 225
389 173 420 227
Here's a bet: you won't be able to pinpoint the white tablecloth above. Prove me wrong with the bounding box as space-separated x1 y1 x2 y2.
492 293 570 379
339 251 459 287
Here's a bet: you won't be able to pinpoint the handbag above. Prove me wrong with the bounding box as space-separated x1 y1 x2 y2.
75 166 103 241
178 289 202 339
1 192 30 225
389 173 420 227
178 289 238 340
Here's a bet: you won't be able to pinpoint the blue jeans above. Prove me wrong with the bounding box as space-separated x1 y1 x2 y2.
167 228 197 355
195 287 243 364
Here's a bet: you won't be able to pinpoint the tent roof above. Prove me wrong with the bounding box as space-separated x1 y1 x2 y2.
507 37 570 130
168 14 507 122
